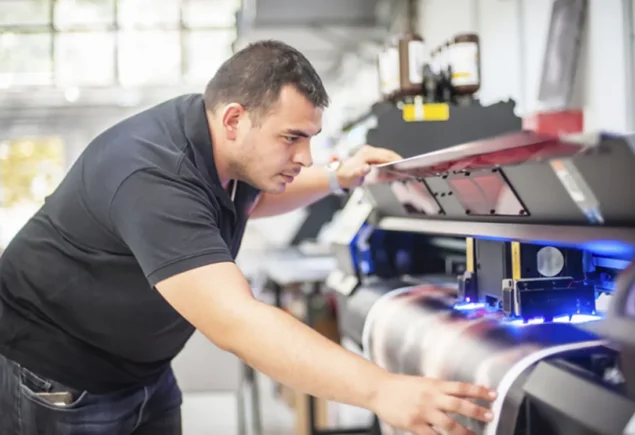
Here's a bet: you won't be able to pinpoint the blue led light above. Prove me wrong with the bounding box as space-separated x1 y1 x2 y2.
454 302 486 311
581 240 635 259
452 300 603 326
360 260 371 275
507 314 602 327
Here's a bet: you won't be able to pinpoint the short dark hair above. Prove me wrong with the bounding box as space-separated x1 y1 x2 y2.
204 40 329 120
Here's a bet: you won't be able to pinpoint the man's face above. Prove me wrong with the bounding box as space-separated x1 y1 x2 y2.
231 85 323 194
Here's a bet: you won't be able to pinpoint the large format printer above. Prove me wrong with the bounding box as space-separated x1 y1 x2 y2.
326 130 635 435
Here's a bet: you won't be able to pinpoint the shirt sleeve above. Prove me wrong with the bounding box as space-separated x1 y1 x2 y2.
108 168 234 286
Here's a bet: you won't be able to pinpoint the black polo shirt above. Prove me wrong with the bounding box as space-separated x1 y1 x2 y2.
0 94 261 393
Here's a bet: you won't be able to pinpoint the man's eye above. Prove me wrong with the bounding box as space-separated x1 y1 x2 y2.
284 136 299 143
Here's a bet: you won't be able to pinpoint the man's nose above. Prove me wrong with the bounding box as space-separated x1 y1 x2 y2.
292 142 313 167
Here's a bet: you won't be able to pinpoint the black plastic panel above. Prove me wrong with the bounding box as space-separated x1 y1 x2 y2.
567 139 635 224
366 100 523 159
475 240 510 304
523 359 635 435
503 162 585 223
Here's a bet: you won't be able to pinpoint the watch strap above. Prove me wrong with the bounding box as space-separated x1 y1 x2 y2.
327 161 347 196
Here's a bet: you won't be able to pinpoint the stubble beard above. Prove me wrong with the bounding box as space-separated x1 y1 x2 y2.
228 154 274 192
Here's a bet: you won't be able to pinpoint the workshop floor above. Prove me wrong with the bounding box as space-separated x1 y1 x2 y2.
181 371 373 435
182 373 294 435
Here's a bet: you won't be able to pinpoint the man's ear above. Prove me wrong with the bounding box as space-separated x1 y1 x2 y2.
220 103 247 141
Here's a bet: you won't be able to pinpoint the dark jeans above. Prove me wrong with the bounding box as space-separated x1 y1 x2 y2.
0 353 183 435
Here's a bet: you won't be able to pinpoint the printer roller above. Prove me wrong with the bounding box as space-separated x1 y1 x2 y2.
362 284 605 435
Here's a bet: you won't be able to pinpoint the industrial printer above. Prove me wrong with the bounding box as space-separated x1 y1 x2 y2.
326 130 635 435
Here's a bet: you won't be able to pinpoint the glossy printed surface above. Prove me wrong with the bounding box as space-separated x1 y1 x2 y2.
369 131 585 183
362 283 603 435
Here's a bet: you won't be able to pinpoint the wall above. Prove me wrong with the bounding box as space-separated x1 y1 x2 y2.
416 0 633 132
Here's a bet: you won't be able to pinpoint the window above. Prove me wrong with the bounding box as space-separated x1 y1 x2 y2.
183 0 238 28
0 0 240 88
54 0 116 30
118 30 181 86
0 138 65 208
185 30 236 83
0 0 51 26
0 33 52 87
55 32 116 86
117 0 180 29
0 137 66 247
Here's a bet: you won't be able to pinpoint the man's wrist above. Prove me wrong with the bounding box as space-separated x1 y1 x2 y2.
364 367 393 414
326 161 348 195
335 165 349 190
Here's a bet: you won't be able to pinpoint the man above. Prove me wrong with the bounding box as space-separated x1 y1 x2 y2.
0 40 495 435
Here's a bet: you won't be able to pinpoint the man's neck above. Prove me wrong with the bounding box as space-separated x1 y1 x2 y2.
206 111 232 188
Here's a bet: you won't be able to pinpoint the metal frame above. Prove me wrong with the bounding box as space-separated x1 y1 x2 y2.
376 217 635 247
623 0 635 132
304 283 371 435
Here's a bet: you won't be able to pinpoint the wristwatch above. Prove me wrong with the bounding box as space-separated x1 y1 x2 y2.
326 160 348 196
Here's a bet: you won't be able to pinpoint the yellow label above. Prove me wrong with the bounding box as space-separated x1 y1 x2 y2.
466 237 474 273
402 103 450 122
511 242 521 280
452 72 470 79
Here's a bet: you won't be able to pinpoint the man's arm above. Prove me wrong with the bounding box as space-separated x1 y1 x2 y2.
156 262 497 434
250 165 333 219
250 145 403 219
156 261 386 408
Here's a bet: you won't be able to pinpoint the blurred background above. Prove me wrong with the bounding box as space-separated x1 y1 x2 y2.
0 0 633 434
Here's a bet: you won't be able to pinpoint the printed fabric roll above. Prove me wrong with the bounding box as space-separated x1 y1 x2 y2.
361 284 606 435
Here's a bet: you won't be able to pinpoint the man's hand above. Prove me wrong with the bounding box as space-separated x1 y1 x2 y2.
372 374 495 435
336 145 402 190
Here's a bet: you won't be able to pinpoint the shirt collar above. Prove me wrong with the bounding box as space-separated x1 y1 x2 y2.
183 94 236 214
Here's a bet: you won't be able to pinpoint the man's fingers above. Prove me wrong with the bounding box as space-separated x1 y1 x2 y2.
441 381 497 401
363 166 380 184
436 395 494 423
412 425 438 435
428 411 474 435
360 145 403 164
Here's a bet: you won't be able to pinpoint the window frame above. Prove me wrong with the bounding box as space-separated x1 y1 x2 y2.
0 0 238 88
